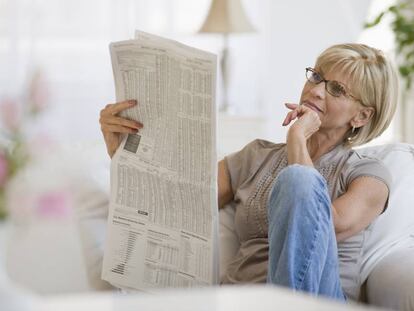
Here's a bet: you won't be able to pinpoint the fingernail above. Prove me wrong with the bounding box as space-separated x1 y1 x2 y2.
129 100 137 104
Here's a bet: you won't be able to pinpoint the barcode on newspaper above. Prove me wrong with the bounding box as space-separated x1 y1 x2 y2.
123 134 141 153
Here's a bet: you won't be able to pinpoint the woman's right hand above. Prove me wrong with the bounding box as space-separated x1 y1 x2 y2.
99 99 144 158
283 103 321 141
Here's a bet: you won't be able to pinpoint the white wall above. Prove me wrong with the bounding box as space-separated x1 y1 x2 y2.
0 0 381 152
230 0 372 144
180 0 374 151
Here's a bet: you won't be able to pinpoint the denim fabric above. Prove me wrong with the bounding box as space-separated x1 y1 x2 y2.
267 164 346 301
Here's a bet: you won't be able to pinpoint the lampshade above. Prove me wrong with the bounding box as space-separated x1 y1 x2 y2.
199 0 255 34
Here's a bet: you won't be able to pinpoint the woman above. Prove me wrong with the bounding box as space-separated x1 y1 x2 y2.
99 43 399 301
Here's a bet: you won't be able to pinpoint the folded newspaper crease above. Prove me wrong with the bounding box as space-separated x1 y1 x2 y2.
101 31 218 291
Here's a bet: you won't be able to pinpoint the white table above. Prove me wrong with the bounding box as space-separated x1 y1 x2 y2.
33 286 384 311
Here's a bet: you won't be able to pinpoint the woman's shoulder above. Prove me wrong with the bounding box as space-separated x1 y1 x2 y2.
347 147 387 165
243 138 285 153
231 139 286 165
341 147 391 187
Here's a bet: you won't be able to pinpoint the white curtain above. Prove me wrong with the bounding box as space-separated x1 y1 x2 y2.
0 0 215 143
1 0 403 147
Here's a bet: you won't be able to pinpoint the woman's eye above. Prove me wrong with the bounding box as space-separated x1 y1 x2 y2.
331 82 346 95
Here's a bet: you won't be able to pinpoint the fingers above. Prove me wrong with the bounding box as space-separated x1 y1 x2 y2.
284 103 299 110
283 105 302 126
283 110 299 126
99 99 143 134
102 115 143 130
282 102 322 139
282 103 313 126
100 116 143 136
102 124 139 135
100 99 137 117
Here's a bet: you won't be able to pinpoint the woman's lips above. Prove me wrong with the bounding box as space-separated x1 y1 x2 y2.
303 101 323 113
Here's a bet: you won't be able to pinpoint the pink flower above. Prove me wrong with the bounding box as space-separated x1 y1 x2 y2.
0 97 22 132
0 152 7 187
36 191 71 219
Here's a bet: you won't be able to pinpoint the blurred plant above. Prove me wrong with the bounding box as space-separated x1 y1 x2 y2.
0 70 49 219
365 0 414 89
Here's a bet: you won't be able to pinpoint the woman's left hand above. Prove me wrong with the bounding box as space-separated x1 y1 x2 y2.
282 103 321 140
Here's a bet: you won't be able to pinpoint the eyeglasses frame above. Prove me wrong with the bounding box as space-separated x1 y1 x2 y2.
305 67 361 102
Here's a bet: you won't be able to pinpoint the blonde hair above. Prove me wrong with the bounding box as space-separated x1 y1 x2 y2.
315 43 399 147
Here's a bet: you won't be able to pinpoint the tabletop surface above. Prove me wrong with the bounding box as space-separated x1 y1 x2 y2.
28 285 386 311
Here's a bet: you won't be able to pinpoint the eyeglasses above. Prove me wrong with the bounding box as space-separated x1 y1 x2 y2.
305 67 360 101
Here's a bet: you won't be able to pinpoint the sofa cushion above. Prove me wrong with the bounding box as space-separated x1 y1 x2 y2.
366 246 414 310
6 142 113 294
356 143 414 283
219 203 239 280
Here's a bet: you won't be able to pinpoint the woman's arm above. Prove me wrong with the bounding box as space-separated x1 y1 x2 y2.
286 130 314 167
282 103 387 242
285 132 387 241
286 126 388 241
218 159 234 209
283 103 320 167
332 176 388 242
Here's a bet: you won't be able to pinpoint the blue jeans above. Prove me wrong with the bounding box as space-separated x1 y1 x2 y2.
267 164 346 301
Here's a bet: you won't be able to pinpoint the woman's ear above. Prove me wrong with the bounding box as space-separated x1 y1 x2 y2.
352 107 375 128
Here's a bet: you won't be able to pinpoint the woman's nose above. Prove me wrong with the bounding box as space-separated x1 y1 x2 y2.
309 82 326 99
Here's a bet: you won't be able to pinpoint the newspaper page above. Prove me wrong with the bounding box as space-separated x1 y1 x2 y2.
101 31 218 291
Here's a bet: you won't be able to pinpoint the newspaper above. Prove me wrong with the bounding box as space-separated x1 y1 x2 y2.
101 31 219 291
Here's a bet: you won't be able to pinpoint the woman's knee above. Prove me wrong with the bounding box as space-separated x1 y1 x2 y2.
273 164 325 195
267 164 330 216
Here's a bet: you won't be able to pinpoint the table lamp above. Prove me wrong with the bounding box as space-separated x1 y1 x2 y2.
199 0 255 112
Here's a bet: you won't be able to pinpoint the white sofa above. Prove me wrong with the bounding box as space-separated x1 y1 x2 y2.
3 142 414 310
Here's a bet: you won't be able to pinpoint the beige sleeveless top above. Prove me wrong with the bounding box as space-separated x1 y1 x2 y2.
222 139 391 301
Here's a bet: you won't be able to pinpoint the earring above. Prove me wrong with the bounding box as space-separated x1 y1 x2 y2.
347 126 357 141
